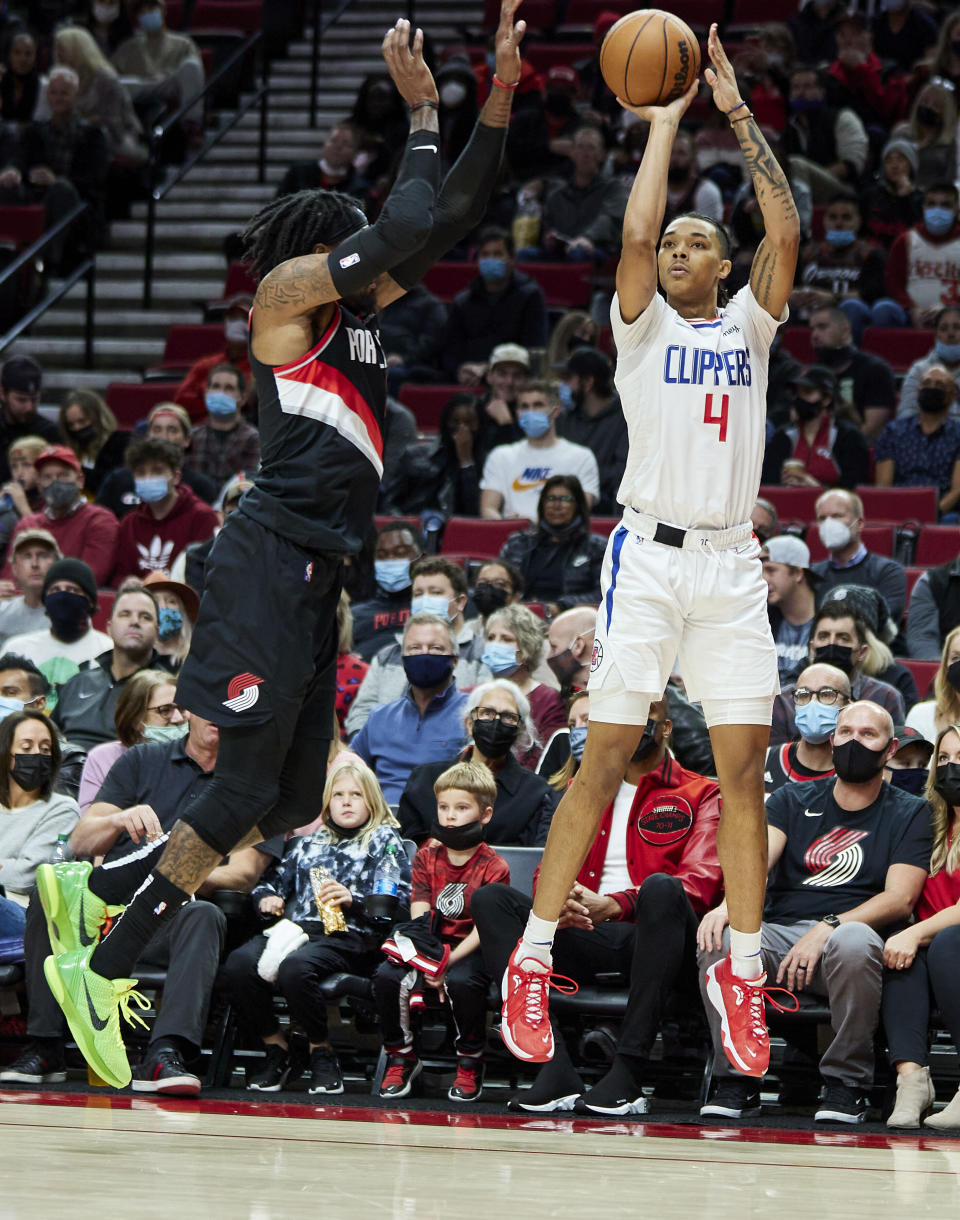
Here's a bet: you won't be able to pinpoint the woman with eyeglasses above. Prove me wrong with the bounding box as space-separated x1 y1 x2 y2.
498 475 606 615
77 670 184 814
398 679 559 847
882 723 960 1129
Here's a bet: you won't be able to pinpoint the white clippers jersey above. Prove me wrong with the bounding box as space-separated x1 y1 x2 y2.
611 286 786 530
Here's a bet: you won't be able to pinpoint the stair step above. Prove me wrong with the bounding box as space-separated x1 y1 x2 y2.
109 220 237 248
97 250 226 273
131 200 255 221
42 369 143 391
60 277 222 303
222 125 322 147
166 182 274 202
9 336 166 369
33 307 203 337
177 164 284 184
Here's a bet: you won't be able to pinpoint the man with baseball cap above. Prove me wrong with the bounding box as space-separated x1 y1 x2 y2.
885 725 933 796
478 342 530 452
0 528 61 647
0 357 59 480
1 447 118 586
761 535 818 684
173 293 253 422
557 346 626 514
4 557 111 701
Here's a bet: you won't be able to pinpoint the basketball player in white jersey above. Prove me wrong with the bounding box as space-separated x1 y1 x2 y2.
501 25 801 1085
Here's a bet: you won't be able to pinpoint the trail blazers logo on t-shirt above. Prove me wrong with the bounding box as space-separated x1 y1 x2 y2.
435 882 467 919
802 827 869 888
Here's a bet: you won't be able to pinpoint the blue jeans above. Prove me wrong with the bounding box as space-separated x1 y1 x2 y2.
839 297 908 344
0 892 25 962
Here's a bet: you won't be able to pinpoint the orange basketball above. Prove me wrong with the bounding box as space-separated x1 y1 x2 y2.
600 9 701 107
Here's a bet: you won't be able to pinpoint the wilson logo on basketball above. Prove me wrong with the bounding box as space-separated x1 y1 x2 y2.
636 795 694 845
223 672 264 712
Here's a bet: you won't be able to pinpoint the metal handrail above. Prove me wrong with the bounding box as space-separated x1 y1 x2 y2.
142 29 268 307
309 0 356 128
0 201 96 367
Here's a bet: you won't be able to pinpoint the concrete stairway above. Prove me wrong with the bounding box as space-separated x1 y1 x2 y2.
13 0 484 400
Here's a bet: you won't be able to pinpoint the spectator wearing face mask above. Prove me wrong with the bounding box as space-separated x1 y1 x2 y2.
140 570 197 674
174 295 253 422
183 364 260 487
811 489 908 625
806 308 897 442
556 349 626 517
871 0 938 73
875 365 960 520
906 627 960 742
349 520 424 662
898 308 960 420
764 661 850 795
885 183 960 329
818 583 917 712
883 725 934 799
761 365 870 489
4 559 111 702
112 0 205 143
545 605 596 695
894 84 957 192
1 446 118 586
435 54 479 165
782 64 868 200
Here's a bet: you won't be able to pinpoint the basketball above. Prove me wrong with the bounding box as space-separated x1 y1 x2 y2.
599 9 701 107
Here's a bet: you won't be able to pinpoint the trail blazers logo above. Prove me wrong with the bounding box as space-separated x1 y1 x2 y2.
802 827 869 888
435 882 467 919
223 672 264 712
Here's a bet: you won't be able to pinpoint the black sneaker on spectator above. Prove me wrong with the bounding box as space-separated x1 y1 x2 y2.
0 1042 67 1084
814 1079 867 1124
247 1044 291 1092
378 1053 422 1099
131 1045 201 1096
307 1046 344 1095
448 1058 484 1102
699 1078 762 1118
576 1060 648 1116
507 1061 584 1112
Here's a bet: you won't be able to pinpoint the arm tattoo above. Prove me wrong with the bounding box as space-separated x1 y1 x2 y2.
255 254 335 312
734 119 799 227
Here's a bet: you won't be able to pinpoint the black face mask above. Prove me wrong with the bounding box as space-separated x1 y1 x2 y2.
813 643 856 676
11 752 53 792
632 718 661 762
472 582 509 618
812 344 853 367
934 762 960 807
542 514 584 542
667 164 690 183
793 396 823 422
472 717 519 760
916 104 941 128
888 767 929 796
947 660 960 694
544 94 574 118
431 818 486 850
917 387 949 414
547 646 582 687
44 590 90 642
832 737 890 784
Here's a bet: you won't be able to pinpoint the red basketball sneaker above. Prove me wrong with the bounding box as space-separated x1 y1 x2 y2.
704 955 797 1077
500 945 578 1063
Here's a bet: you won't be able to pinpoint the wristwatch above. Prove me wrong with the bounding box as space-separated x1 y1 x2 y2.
820 913 841 928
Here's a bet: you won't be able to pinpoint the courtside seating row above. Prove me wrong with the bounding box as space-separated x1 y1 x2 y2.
480 0 795 37
161 0 264 34
779 326 930 373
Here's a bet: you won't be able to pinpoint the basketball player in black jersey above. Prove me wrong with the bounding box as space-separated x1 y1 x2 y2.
40 2 527 1089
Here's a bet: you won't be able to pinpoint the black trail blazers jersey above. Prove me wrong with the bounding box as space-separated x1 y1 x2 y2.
241 303 387 553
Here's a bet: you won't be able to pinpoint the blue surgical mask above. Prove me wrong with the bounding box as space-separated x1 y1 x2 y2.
518 410 551 439
143 722 189 743
138 8 163 31
789 96 823 115
157 606 183 639
924 206 956 237
934 340 960 365
411 593 453 621
825 229 856 248
482 640 520 676
556 382 575 410
402 652 454 689
205 391 237 417
478 257 507 283
568 725 588 761
0 694 25 715
135 476 170 503
375 558 411 592
794 699 840 745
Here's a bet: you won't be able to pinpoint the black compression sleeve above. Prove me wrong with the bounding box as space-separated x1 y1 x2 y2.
329 128 441 296
390 120 506 291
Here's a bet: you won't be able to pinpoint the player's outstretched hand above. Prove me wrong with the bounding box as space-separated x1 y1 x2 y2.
382 18 438 107
704 22 743 115
494 0 527 87
616 78 698 125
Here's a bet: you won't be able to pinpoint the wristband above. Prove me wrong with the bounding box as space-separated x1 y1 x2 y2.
410 99 439 112
730 110 754 125
725 100 747 115
492 74 518 90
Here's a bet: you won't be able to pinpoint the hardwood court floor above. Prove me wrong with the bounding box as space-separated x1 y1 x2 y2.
3 1093 960 1219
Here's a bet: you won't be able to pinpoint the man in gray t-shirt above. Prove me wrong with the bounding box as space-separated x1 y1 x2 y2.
0 528 60 647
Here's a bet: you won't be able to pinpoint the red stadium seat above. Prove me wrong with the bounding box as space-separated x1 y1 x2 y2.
524 43 595 73
165 0 184 26
161 323 226 364
91 591 115 634
421 261 475 303
442 517 530 558
590 516 620 537
778 326 814 364
897 658 939 700
904 566 926 603
757 485 820 523
915 526 960 567
806 523 893 564
223 261 256 299
729 0 797 27
398 384 483 431
517 261 593 307
189 0 263 33
563 0 630 24
856 485 938 524
861 327 932 373
0 204 44 247
105 382 181 429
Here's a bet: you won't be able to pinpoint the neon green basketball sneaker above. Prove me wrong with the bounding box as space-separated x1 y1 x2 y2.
35 861 124 957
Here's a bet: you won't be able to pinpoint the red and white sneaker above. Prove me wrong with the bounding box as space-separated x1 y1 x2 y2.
500 944 578 1063
704 955 797 1077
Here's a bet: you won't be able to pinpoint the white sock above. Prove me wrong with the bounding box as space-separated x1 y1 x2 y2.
519 912 557 969
729 929 763 980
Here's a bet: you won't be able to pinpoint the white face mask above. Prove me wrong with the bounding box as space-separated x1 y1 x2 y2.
93 2 120 21
440 80 468 107
818 517 852 551
224 317 248 343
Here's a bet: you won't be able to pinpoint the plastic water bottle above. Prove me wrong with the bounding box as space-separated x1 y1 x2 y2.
367 843 401 920
53 833 70 863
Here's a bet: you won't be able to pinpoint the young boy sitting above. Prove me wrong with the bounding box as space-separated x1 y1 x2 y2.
372 761 510 1103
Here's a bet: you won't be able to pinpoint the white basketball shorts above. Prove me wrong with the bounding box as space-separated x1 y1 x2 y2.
588 508 779 725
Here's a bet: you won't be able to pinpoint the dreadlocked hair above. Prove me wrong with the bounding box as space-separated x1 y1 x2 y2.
241 189 367 282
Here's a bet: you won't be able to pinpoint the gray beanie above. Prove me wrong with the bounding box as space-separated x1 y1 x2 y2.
881 137 919 176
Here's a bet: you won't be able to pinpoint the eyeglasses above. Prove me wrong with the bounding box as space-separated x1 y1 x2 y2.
793 687 849 707
147 702 181 721
473 706 520 727
544 494 575 505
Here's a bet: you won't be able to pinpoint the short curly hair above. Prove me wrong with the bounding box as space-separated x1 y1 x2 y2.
485 603 546 671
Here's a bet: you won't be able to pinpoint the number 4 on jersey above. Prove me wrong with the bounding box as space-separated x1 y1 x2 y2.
703 393 729 442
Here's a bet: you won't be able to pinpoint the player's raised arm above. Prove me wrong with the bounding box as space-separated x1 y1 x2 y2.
614 81 698 324
252 19 441 320
704 23 800 320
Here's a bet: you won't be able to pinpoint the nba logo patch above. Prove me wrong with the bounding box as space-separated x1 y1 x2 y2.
591 640 604 671
305 561 314 582
339 252 360 269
